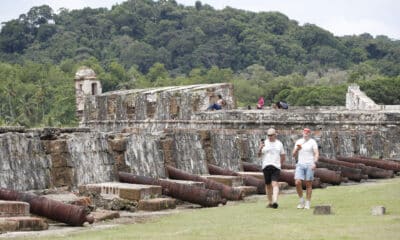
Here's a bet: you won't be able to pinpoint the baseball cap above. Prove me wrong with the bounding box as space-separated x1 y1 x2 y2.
267 128 276 135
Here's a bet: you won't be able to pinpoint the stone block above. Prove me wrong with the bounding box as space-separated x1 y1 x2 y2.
91 210 120 222
50 167 74 187
0 218 18 233
234 186 257 196
81 182 162 201
1 217 49 232
371 206 386 216
109 138 127 152
313 205 332 215
201 175 244 187
50 152 72 167
43 194 92 207
13 217 49 231
48 140 69 153
138 198 176 211
161 179 205 188
237 172 264 180
0 201 29 217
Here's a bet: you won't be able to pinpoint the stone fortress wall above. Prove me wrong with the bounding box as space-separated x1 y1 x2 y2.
0 67 399 191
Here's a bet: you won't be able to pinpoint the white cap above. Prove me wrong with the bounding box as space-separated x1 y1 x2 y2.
267 128 276 135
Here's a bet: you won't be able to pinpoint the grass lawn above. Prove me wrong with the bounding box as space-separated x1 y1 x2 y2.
11 178 400 240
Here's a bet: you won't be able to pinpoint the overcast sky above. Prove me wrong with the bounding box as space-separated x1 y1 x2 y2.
1 0 399 39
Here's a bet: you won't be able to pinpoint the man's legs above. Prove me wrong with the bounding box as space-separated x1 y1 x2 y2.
304 181 313 209
295 164 306 209
271 181 279 207
303 164 314 209
295 179 305 208
266 184 273 205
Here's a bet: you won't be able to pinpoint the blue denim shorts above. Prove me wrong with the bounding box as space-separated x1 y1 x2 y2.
295 163 314 181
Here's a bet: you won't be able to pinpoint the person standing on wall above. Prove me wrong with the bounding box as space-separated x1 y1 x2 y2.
258 128 286 209
292 128 319 209
256 96 265 109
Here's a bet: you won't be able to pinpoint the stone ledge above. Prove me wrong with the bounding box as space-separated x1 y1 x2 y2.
0 201 29 217
80 182 162 201
161 179 205 188
234 186 257 196
201 175 243 187
90 209 120 222
0 217 48 232
138 198 176 211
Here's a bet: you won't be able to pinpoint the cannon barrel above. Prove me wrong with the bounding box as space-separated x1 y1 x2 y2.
0 188 93 226
283 163 342 185
337 156 394 178
316 161 367 181
207 164 265 194
354 156 400 172
166 166 244 201
118 172 226 207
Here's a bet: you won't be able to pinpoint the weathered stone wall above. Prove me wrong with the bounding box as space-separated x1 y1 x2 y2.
110 129 166 178
80 83 235 132
0 128 116 191
0 131 51 191
1 83 399 191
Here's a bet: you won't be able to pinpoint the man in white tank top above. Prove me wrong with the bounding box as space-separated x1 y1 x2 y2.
258 128 286 209
292 128 319 209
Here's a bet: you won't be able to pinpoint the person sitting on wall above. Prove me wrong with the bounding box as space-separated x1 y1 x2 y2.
273 101 289 109
256 96 265 109
207 94 226 111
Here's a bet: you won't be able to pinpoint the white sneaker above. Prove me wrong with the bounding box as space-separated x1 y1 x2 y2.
304 201 311 210
297 199 305 209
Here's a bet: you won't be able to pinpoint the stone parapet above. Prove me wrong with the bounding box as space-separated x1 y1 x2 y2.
80 83 235 126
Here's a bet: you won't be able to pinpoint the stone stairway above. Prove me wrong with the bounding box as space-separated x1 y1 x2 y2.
202 175 258 196
0 200 48 233
79 182 176 212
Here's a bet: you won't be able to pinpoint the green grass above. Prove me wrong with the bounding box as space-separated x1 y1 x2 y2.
13 178 400 240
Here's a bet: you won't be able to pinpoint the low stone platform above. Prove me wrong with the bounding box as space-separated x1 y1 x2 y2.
0 217 48 232
0 201 29 217
161 179 205 188
90 209 120 222
234 186 258 196
138 198 177 211
80 182 162 201
43 194 92 207
237 171 264 180
201 175 244 187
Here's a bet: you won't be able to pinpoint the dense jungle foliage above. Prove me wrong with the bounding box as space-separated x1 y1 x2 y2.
0 0 399 127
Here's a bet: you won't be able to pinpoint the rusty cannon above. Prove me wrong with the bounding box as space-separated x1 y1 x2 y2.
316 160 367 182
118 172 226 207
280 170 324 188
282 162 343 185
355 156 400 173
0 188 94 226
166 166 244 201
241 162 324 188
337 156 395 178
207 164 265 194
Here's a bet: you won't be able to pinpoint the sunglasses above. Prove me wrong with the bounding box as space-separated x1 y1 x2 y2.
267 134 275 137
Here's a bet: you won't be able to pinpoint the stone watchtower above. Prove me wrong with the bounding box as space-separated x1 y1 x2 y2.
74 67 102 120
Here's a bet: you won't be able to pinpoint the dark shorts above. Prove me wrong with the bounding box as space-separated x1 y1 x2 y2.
262 165 281 184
